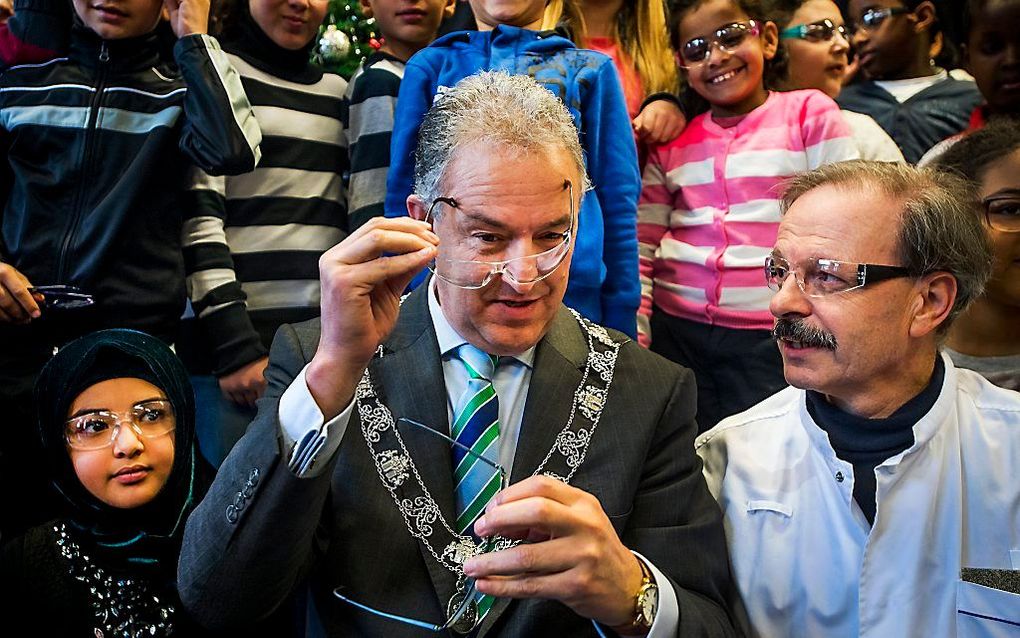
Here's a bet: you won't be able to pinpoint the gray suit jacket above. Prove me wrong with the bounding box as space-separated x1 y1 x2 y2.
178 286 737 636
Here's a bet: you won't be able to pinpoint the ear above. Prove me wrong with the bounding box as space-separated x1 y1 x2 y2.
443 0 457 19
908 271 957 338
358 0 374 19
760 20 780 61
407 194 429 222
912 1 937 35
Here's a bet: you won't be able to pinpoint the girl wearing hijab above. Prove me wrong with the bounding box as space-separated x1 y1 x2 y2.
0 329 209 637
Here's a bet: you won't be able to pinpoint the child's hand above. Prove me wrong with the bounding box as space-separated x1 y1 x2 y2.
164 0 210 38
0 263 40 324
633 99 687 145
0 0 13 25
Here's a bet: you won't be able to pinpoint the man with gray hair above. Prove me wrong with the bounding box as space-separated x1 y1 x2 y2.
696 160 1020 637
178 71 737 637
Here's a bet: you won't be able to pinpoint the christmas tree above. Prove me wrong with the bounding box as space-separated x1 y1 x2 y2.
315 1 382 79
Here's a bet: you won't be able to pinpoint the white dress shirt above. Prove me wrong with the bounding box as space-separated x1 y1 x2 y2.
274 280 680 635
696 353 1020 637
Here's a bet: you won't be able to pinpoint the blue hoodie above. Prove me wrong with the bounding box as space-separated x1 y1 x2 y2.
385 25 640 337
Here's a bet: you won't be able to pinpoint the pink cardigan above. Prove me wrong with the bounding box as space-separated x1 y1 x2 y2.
637 90 857 340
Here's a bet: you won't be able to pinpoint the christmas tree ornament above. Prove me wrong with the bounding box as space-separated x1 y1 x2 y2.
318 24 351 62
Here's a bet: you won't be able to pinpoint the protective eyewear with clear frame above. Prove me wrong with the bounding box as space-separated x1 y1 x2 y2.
765 254 914 297
780 18 849 43
678 20 761 68
982 194 1020 232
846 6 911 36
64 399 175 451
333 416 508 633
425 181 575 290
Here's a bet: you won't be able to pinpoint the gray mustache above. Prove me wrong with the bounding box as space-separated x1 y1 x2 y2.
772 318 838 351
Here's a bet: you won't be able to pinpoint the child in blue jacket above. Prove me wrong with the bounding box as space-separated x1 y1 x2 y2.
385 0 640 337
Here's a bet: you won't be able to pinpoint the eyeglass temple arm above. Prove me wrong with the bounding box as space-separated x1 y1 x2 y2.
333 590 444 632
397 417 508 484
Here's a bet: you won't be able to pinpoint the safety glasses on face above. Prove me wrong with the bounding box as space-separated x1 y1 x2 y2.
425 181 575 290
982 195 1020 232
679 20 760 68
333 417 508 633
846 6 911 36
65 399 175 451
780 18 848 43
765 254 914 297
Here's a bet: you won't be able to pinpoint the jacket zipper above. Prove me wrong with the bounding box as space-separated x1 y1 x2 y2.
56 41 109 284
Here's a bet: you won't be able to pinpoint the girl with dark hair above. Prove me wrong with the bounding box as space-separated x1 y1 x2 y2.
0 329 211 636
935 119 1020 390
638 0 858 430
764 0 903 160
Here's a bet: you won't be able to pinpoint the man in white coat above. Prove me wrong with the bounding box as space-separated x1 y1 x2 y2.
696 160 1020 637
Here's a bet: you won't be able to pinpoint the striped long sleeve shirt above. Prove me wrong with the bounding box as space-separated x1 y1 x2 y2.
181 51 348 376
342 51 404 230
637 90 857 339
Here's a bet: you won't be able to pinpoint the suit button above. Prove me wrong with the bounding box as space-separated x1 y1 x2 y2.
233 493 246 510
835 471 844 483
241 483 255 499
226 504 239 524
248 468 260 486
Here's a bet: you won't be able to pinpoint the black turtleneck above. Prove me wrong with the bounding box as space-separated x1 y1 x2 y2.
219 7 321 84
806 356 945 526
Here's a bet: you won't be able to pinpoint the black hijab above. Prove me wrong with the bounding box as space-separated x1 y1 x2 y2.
35 329 199 576
219 0 323 84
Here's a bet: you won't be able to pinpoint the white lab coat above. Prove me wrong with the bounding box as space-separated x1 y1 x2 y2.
696 353 1020 637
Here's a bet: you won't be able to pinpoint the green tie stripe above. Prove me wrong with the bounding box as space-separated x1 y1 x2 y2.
451 384 496 439
453 421 499 484
475 592 496 617
455 471 502 534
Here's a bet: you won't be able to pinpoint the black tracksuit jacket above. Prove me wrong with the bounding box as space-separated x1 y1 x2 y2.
0 23 261 343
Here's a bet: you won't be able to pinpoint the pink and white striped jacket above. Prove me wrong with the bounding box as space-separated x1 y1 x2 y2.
637 90 858 341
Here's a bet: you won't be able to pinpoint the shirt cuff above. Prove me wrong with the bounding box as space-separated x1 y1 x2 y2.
636 551 679 638
279 364 354 478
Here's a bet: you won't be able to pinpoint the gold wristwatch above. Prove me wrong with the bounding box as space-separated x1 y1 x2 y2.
614 556 659 634
634 557 659 629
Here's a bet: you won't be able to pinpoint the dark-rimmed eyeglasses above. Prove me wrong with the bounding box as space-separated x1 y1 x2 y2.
846 6 911 35
332 416 508 633
780 18 849 43
679 20 761 67
28 285 95 311
425 181 574 290
765 254 914 297
982 195 1020 232
65 399 175 450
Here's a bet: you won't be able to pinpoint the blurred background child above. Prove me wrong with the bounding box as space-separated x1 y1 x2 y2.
935 119 1020 391
639 0 857 430
837 0 982 163
344 0 455 230
765 0 903 160
546 0 687 149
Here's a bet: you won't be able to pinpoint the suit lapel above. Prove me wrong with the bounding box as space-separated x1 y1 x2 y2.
480 308 587 636
366 286 461 610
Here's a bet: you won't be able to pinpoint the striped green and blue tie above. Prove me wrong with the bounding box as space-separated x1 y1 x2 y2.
451 343 501 621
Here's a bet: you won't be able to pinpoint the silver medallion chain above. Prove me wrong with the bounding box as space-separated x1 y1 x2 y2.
355 308 624 584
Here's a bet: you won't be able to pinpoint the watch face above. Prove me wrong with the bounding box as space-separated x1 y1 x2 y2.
640 584 659 621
